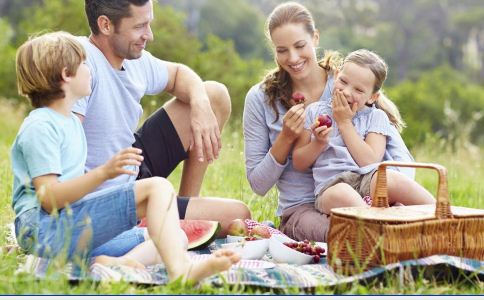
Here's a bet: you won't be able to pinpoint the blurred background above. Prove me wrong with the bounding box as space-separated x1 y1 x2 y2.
0 0 483 151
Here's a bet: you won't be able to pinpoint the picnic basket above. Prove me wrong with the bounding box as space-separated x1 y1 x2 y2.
327 161 484 274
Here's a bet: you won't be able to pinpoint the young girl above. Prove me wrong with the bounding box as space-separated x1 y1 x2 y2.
292 49 435 214
12 31 239 283
244 2 415 242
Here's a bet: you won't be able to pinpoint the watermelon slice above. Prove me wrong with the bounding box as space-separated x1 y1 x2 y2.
181 220 220 250
138 218 220 250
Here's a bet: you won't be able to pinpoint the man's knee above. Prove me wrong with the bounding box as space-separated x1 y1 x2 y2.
204 81 231 121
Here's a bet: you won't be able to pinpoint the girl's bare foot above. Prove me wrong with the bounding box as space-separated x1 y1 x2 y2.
94 255 146 269
171 249 240 284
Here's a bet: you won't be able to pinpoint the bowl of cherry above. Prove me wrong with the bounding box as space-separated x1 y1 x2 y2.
269 234 326 265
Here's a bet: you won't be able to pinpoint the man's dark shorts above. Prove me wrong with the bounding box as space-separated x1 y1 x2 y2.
133 107 190 219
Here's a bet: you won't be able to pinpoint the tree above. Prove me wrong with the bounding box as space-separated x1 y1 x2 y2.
16 0 88 46
198 0 268 59
144 4 266 118
0 18 17 101
387 66 484 148
191 35 265 118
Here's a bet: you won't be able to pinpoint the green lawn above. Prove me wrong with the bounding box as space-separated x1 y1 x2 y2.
0 100 482 294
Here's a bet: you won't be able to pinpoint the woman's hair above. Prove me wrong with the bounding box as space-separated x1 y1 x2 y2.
343 49 406 131
262 1 341 122
16 31 86 108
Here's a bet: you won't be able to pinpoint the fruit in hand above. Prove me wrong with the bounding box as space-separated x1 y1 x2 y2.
227 219 248 236
292 92 305 104
250 225 271 239
283 240 326 263
315 114 332 128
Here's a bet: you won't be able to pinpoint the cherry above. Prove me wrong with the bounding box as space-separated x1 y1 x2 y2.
313 255 320 263
316 114 332 128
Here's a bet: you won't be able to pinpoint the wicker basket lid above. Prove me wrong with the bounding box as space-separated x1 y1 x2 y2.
331 205 484 222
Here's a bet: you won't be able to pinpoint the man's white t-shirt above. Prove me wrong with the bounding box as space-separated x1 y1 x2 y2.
72 36 169 190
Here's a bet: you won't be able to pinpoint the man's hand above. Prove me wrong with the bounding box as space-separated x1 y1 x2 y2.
190 100 221 163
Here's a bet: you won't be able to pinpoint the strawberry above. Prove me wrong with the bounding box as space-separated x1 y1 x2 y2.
315 114 332 128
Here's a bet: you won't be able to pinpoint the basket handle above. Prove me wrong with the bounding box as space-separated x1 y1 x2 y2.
371 161 453 219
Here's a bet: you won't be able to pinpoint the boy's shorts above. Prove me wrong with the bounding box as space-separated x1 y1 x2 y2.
15 182 140 260
317 170 377 199
133 107 190 219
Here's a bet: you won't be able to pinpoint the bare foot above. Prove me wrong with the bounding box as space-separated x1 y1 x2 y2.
172 249 240 284
94 255 146 269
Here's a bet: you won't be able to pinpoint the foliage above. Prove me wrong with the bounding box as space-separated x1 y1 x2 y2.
148 5 203 65
15 0 88 46
2 0 484 147
190 35 266 118
144 5 266 119
0 19 17 100
198 0 268 59
387 66 484 148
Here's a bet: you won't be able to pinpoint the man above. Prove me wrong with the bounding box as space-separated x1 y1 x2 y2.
74 0 250 246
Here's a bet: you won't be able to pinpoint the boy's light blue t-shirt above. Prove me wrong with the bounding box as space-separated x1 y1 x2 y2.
72 37 169 190
11 108 86 217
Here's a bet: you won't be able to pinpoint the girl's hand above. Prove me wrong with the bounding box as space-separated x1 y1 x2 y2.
100 147 144 180
280 103 305 143
310 122 332 146
332 90 357 126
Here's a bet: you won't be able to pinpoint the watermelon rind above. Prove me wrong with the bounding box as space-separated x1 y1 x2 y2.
181 220 221 250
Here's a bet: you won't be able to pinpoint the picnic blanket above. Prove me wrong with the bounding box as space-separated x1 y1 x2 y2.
17 239 484 289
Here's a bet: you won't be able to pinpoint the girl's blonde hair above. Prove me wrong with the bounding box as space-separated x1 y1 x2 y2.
343 49 406 131
262 1 342 122
16 31 86 108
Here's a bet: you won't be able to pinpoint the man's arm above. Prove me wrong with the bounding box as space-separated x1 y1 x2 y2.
164 62 220 163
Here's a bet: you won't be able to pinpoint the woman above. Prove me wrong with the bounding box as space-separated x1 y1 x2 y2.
243 2 414 242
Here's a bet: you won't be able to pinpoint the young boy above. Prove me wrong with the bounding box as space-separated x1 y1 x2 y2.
12 31 239 283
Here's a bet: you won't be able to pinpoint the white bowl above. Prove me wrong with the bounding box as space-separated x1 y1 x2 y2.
269 234 313 265
221 238 269 260
226 235 245 243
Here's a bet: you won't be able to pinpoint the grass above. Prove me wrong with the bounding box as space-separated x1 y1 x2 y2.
0 100 482 294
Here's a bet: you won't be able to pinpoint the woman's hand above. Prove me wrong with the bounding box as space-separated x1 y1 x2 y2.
100 147 144 180
280 103 306 143
332 90 357 126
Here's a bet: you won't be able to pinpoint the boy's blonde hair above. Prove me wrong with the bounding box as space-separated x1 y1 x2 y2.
343 49 406 132
16 31 86 108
